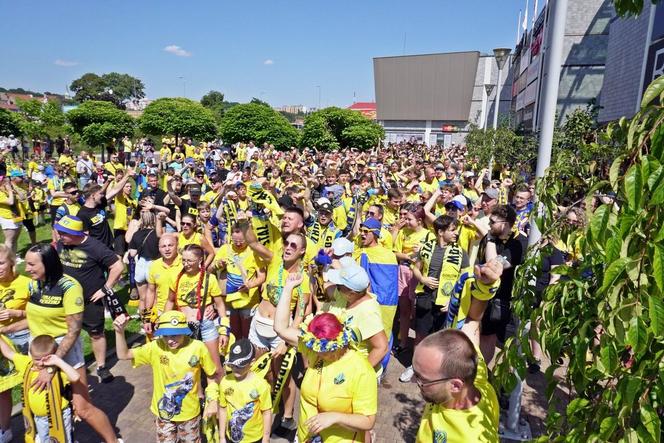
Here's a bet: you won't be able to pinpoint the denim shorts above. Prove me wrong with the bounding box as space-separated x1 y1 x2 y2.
6 329 30 355
190 318 219 343
35 406 73 443
134 256 153 284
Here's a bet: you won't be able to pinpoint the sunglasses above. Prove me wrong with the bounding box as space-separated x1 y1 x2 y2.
489 218 505 225
360 227 376 235
366 211 376 217
69 190 80 195
284 241 300 249
181 222 194 227
196 175 204 178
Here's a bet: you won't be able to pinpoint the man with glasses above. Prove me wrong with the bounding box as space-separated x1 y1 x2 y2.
54 182 81 224
477 204 527 364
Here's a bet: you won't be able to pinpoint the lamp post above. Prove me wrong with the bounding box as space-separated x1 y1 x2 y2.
178 76 186 98
483 84 496 130
489 48 511 179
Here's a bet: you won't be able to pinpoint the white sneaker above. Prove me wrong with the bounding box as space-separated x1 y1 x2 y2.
399 365 414 382
0 429 13 443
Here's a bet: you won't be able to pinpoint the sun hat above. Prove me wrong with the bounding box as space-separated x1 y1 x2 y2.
226 338 255 368
54 215 85 236
154 311 192 337
482 188 500 200
326 260 370 292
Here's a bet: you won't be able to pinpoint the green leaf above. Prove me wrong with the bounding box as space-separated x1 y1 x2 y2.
651 179 664 205
626 316 647 355
653 122 664 161
624 164 643 210
610 155 626 190
655 223 664 242
599 416 618 439
601 258 630 292
640 404 661 443
599 342 618 375
590 204 611 241
642 75 664 109
647 165 664 191
649 295 664 338
655 244 664 293
566 398 589 416
605 235 622 264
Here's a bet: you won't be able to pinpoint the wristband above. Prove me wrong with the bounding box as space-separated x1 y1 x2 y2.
102 285 114 297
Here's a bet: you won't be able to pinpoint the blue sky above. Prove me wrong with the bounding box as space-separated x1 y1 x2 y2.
1 0 542 108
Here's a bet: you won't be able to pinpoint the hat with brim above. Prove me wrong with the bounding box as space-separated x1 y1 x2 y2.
326 262 370 292
226 338 255 368
154 311 192 337
54 215 85 236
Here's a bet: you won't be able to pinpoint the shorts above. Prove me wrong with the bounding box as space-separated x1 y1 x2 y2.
398 264 417 301
189 318 219 343
134 256 152 284
35 406 73 443
49 205 59 225
6 329 30 355
23 218 36 233
114 229 127 255
0 217 18 230
248 310 284 351
481 299 512 342
54 335 84 369
414 293 446 335
83 299 106 336
156 416 200 443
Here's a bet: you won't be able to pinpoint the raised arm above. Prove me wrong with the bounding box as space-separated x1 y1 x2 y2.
273 273 303 347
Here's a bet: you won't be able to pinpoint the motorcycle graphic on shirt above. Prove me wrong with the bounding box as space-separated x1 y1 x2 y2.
157 373 194 419
229 401 256 442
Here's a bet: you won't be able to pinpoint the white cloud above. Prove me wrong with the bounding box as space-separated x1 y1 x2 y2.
164 45 192 57
263 59 274 65
54 59 79 67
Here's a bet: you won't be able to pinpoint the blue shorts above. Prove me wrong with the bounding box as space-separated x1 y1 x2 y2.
6 329 30 355
190 318 219 343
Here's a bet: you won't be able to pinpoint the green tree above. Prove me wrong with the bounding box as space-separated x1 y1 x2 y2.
492 75 664 442
613 0 662 16
0 109 21 137
13 99 67 139
300 107 383 150
139 98 218 145
69 72 145 108
67 100 135 157
200 90 226 122
465 124 537 174
219 102 298 149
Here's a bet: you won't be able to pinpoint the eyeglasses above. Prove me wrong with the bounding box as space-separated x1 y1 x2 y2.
196 175 204 178
284 241 300 249
489 218 505 226
69 190 80 195
366 211 376 217
181 258 199 264
413 372 455 388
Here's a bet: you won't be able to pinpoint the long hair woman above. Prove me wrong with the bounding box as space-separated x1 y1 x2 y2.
167 213 215 268
24 243 122 443
274 272 378 443
165 244 228 379
0 245 31 440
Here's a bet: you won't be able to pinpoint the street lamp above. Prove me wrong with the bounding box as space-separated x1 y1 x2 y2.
488 48 511 179
483 84 496 130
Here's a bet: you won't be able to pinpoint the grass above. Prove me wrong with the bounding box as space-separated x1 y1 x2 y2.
3 219 142 405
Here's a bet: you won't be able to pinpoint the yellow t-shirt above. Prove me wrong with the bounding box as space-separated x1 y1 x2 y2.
219 373 272 443
419 179 439 194
458 225 479 255
215 245 261 309
113 193 137 230
236 146 247 162
0 190 20 221
147 257 183 314
104 161 124 176
0 275 30 328
383 206 398 228
26 275 84 338
261 259 310 312
298 348 378 443
47 178 66 207
394 228 433 256
202 190 220 205
12 354 70 416
58 155 75 169
323 291 384 370
416 355 499 443
169 271 222 310
160 147 172 163
178 232 202 252
132 338 217 421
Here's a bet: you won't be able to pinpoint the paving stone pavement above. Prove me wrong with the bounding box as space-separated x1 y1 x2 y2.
10 341 553 442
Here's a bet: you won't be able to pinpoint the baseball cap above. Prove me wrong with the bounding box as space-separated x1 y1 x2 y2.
331 238 354 257
327 261 370 292
452 195 467 208
54 215 85 236
154 311 192 337
226 338 255 368
361 218 381 238
482 188 499 200
189 186 202 196
316 197 333 212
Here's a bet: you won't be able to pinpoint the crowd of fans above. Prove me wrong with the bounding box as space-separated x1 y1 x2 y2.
0 135 581 443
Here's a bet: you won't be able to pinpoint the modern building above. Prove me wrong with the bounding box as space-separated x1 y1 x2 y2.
599 3 663 122
373 51 513 146
512 0 614 130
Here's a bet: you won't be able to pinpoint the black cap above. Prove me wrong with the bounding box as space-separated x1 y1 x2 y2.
226 339 255 368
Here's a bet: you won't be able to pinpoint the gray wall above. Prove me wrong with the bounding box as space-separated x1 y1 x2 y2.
598 7 651 122
374 51 480 121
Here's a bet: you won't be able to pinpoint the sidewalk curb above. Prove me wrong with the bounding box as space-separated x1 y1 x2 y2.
10 332 145 417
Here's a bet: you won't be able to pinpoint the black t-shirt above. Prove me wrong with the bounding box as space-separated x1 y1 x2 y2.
535 246 566 294
139 187 166 207
128 228 160 260
57 237 119 300
478 232 527 302
424 244 470 297
77 199 114 248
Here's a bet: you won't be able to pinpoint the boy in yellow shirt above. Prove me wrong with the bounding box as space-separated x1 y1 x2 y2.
218 339 272 443
0 334 80 443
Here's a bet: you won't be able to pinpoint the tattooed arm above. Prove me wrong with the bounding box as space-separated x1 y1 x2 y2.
56 312 83 359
